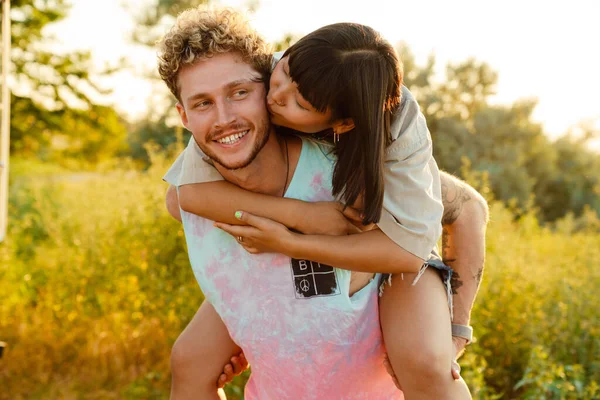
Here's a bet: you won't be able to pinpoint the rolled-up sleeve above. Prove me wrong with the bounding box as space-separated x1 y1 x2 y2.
163 136 224 187
377 88 443 261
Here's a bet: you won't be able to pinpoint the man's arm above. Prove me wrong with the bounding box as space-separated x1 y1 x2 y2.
439 171 489 354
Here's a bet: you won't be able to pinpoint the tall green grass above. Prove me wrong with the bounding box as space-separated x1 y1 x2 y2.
1 156 598 399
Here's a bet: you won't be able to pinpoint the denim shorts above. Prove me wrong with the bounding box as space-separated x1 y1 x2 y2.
378 250 454 319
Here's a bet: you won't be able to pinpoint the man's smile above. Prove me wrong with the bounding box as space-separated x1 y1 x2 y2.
214 130 250 146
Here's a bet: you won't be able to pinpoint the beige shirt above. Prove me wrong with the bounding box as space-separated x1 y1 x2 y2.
165 84 442 261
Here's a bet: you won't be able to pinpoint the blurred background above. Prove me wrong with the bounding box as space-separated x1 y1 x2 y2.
0 0 599 398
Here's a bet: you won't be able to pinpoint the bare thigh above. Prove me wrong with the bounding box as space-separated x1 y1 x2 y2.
171 301 241 396
378 268 454 381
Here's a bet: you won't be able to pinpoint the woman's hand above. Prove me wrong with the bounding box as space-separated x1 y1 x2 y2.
295 201 364 235
214 211 299 255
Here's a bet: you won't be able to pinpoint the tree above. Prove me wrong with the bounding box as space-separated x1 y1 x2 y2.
132 0 210 47
398 44 599 222
3 0 127 163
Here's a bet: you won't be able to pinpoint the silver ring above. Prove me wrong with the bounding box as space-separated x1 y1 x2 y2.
237 236 244 243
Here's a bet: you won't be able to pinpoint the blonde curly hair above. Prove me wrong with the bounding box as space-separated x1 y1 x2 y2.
157 6 273 101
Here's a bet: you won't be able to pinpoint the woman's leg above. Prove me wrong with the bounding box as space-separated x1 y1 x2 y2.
379 268 472 399
170 301 241 400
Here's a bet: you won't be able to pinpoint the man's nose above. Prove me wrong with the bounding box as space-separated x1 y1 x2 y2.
213 101 236 129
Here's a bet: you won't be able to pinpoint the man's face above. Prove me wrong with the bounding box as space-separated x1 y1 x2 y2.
177 52 271 170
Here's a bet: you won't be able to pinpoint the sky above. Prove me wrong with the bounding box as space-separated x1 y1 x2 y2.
47 0 600 141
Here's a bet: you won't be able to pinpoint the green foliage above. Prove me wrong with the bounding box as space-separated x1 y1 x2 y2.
2 7 598 396
462 202 600 398
3 0 128 162
1 159 599 399
132 0 210 46
0 157 197 398
127 117 190 168
398 45 600 223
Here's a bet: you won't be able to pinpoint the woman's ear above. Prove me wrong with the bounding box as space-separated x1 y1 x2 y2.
332 118 355 135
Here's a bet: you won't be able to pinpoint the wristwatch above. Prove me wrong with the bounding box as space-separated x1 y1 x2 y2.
451 324 473 345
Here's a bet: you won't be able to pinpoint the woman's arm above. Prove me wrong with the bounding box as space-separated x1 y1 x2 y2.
215 211 424 274
295 173 489 279
289 228 424 273
179 182 301 227
214 171 488 278
165 136 358 236
178 182 359 235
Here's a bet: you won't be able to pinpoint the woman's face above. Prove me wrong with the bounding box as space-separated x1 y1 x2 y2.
267 56 333 133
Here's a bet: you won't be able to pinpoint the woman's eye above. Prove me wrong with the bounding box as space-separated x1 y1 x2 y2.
296 101 308 111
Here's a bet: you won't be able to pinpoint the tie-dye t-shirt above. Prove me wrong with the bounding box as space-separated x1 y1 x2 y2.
179 138 402 399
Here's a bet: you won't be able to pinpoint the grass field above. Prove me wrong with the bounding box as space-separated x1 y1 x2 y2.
1 157 598 399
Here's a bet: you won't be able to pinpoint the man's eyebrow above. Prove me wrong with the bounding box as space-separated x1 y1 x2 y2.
185 78 262 104
225 78 259 89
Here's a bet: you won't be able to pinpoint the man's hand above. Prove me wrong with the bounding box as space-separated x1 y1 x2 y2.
453 334 468 357
450 336 467 380
217 352 249 388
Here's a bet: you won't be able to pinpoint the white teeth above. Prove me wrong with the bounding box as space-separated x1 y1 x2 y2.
216 130 249 144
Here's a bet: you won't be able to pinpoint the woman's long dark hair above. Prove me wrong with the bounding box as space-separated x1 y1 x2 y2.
283 23 402 224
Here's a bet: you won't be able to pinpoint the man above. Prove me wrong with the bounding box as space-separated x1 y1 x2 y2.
163 47 402 400
161 6 488 399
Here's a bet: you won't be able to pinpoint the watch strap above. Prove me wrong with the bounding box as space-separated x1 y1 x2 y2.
451 324 473 345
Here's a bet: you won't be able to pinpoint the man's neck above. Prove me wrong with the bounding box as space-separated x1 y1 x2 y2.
214 133 290 197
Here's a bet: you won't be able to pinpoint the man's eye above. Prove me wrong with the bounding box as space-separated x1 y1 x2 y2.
195 101 211 109
233 89 249 97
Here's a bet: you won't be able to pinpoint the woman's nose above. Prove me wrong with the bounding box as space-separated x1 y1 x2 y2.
271 81 292 105
269 88 285 107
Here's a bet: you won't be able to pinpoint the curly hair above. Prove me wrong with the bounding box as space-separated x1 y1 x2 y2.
157 6 273 101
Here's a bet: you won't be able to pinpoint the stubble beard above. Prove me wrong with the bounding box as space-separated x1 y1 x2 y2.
199 118 271 171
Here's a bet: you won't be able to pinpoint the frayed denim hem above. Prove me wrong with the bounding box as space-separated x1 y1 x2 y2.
378 254 454 320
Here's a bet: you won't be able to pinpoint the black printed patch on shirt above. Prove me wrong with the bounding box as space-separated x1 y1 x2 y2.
291 259 340 299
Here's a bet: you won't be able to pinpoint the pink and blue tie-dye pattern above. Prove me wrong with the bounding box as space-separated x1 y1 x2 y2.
181 138 402 399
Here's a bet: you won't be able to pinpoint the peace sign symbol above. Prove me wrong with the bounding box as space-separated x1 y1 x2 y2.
299 279 310 292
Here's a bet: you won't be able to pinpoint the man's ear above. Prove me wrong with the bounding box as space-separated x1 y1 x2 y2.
332 118 355 135
176 102 189 130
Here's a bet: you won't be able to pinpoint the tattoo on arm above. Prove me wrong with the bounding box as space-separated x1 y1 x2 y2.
476 267 484 284
441 227 455 265
450 271 464 295
441 178 472 226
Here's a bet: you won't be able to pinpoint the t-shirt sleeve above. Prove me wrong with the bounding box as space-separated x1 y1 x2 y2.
377 87 443 261
162 136 224 187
